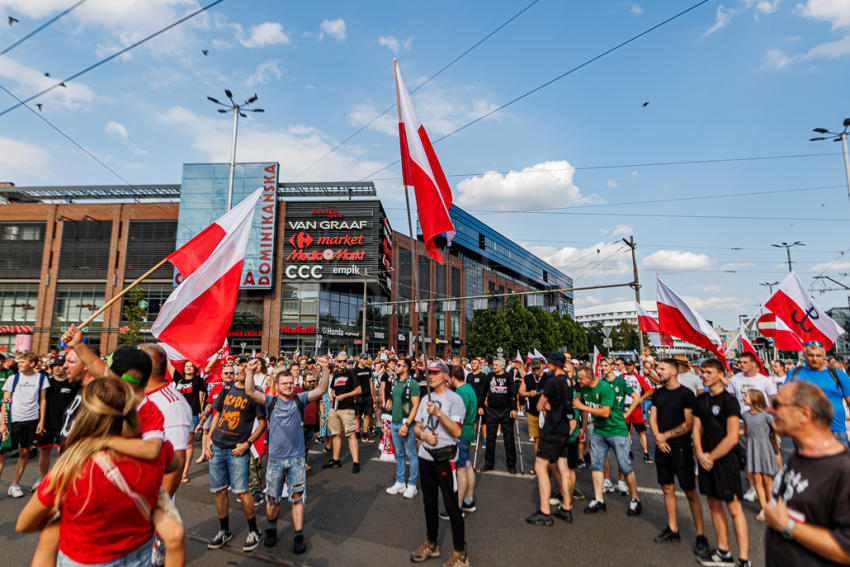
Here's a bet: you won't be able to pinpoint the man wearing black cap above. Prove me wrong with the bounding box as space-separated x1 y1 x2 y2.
34 356 78 488
481 357 518 473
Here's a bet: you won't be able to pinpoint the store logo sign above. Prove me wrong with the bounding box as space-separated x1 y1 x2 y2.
285 248 366 262
284 265 323 279
288 232 313 249
281 325 316 335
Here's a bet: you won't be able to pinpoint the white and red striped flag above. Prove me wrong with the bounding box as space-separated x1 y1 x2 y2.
514 350 527 376
533 348 545 360
152 188 262 369
764 271 845 350
740 328 768 375
656 276 729 368
592 345 602 378
395 59 455 264
635 302 673 347
526 352 533 365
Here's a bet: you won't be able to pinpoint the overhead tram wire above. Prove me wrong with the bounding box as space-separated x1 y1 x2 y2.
0 0 226 118
0 0 86 56
288 0 541 182
359 0 713 182
0 82 141 190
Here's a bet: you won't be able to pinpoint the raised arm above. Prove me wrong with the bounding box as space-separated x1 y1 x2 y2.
63 325 108 379
306 357 331 403
243 360 266 405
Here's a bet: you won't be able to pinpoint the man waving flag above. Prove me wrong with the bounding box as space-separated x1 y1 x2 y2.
764 271 845 350
395 59 455 264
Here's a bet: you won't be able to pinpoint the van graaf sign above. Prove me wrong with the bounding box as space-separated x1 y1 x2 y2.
177 162 280 289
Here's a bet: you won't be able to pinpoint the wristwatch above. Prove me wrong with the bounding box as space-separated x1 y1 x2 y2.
782 518 796 540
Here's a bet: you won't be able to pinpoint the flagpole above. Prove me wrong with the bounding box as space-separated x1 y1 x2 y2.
78 256 171 329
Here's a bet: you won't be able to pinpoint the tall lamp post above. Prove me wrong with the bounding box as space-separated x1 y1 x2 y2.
760 281 779 294
206 90 264 210
810 119 850 210
771 241 804 273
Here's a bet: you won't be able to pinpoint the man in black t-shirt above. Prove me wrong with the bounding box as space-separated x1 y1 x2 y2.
35 357 79 487
519 360 546 457
353 354 375 441
482 357 518 473
765 381 850 567
467 358 488 443
650 358 707 555
323 352 362 473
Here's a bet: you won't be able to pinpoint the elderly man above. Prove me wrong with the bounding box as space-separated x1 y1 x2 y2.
788 341 850 447
764 381 850 567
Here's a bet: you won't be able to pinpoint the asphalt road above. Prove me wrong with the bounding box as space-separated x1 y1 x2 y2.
0 421 769 566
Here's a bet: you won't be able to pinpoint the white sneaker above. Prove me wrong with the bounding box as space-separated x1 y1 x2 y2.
617 481 629 496
403 485 418 499
31 478 41 491
7 485 23 498
743 487 757 502
603 479 615 493
386 481 406 495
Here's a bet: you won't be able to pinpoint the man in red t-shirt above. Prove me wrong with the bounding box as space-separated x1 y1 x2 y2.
622 359 655 465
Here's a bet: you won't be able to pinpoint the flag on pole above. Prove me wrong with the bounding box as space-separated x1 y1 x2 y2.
635 302 673 347
152 188 262 369
533 348 545 360
740 328 768 375
395 59 455 264
656 276 729 368
756 313 804 352
592 345 602 378
764 271 845 350
514 350 527 376
526 352 533 365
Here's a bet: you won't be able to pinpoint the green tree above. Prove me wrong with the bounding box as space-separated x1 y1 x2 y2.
584 321 608 356
528 306 561 355
558 313 588 358
119 287 146 346
502 295 535 356
610 321 640 351
467 308 512 359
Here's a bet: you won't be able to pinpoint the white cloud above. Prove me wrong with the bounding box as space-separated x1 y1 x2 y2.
0 55 95 110
752 0 780 17
704 5 737 36
347 104 397 136
235 22 290 48
378 35 413 53
630 170 638 177
642 250 715 271
528 241 632 278
319 18 346 41
628 3 645 15
765 48 796 68
766 34 850 68
719 262 755 270
681 295 748 311
577 295 602 307
611 224 633 238
691 284 723 294
606 178 618 188
810 261 850 272
797 0 850 29
105 121 129 139
245 59 283 88
455 161 602 212
0 136 51 181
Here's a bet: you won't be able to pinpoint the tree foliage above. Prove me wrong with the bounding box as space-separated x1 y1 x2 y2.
610 321 640 351
118 288 146 346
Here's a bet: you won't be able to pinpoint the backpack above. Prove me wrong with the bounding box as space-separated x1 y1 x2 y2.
8 372 48 412
789 366 845 397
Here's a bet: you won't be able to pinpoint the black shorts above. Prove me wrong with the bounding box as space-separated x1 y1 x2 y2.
630 421 646 433
355 397 374 417
10 420 38 451
537 432 571 463
36 427 62 449
698 455 742 502
655 445 696 491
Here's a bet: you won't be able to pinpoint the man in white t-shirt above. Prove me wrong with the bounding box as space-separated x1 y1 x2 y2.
673 355 703 396
0 351 49 498
772 359 788 388
729 352 777 412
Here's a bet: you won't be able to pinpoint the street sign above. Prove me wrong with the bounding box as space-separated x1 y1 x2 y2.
756 313 777 338
603 338 612 348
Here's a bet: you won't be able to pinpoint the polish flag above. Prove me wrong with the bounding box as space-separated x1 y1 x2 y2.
152 188 262 369
656 277 729 368
395 59 455 264
526 352 533 365
533 348 545 360
592 345 602 378
635 302 673 347
756 313 804 352
740 328 768 375
514 350 527 376
764 271 845 350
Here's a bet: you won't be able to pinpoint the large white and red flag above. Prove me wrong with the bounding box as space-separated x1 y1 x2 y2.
395 59 455 264
739 328 768 375
656 276 729 368
764 271 845 350
152 188 262 369
635 302 673 347
756 313 804 352
592 345 602 378
514 350 527 376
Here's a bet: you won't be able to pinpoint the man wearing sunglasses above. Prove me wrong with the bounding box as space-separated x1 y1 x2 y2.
323 353 362 472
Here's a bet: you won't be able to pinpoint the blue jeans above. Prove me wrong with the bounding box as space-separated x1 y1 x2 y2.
58 535 154 566
833 430 850 448
589 433 633 475
209 443 250 494
390 422 418 486
266 457 307 504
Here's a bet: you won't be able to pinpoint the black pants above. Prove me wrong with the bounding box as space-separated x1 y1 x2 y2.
484 408 516 469
420 457 464 552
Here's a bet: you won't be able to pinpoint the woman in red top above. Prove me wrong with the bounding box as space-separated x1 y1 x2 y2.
16 378 180 566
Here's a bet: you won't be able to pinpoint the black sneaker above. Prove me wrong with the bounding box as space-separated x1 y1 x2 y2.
576 459 586 469
693 535 710 558
352 462 361 474
439 510 466 520
698 549 735 566
627 498 643 516
461 499 477 513
526 510 554 526
293 533 307 555
643 453 654 464
736 560 751 567
553 506 572 523
584 499 606 513
243 530 262 552
207 530 232 549
653 527 681 543
322 459 341 469
264 528 277 548
507 466 517 474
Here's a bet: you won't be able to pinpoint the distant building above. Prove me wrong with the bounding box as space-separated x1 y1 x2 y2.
827 306 850 357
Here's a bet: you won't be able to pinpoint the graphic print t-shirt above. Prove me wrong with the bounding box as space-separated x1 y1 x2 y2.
211 385 266 449
332 369 357 411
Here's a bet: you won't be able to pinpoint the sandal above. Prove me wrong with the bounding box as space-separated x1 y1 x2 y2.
181 475 190 484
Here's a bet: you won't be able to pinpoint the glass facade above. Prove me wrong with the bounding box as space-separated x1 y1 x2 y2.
52 284 105 353
0 222 46 277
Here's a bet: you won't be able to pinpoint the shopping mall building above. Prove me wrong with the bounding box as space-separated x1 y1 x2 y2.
0 162 573 358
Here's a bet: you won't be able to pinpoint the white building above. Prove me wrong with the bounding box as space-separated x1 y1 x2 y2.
575 300 702 358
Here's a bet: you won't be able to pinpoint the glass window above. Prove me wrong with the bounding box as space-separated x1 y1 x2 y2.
54 284 105 324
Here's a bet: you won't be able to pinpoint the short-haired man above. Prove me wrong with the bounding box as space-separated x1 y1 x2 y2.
353 354 375 441
0 351 49 498
519 360 546 460
764 381 850 567
772 359 788 387
730 353 777 413
448 365 479 516
694 359 749 567
467 358 488 444
323 352 362 472
34 357 78 489
244 357 330 554
622 358 654 464
481 357 518 473
788 341 850 448
650 359 708 556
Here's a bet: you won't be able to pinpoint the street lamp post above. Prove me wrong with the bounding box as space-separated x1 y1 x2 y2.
760 281 779 294
207 90 264 210
810 119 850 210
771 241 804 273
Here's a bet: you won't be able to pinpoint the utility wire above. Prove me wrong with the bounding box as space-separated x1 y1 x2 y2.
288 0 541 182
0 0 86 56
360 0 712 181
0 0 226 118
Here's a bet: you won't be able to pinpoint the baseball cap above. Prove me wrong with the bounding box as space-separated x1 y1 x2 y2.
428 362 449 373
50 356 65 367
107 346 152 385
546 352 566 368
624 358 637 366
359 353 370 360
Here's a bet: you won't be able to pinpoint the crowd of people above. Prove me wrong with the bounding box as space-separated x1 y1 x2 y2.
1 336 850 567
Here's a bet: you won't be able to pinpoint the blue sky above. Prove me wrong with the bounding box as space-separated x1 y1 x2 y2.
1 0 849 328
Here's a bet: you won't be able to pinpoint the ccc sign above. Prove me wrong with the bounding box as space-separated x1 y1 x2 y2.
285 265 323 279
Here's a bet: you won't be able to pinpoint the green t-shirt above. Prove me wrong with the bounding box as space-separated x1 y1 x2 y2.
580 379 627 437
391 376 421 424
605 376 634 416
455 383 478 442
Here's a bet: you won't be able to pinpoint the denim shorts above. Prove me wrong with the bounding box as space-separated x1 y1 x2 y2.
266 457 307 504
589 433 633 475
58 535 154 566
456 440 471 468
209 443 250 494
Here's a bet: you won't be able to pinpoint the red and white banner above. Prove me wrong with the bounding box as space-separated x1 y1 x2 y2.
656 277 729 368
395 59 455 264
592 345 602 378
514 350 527 376
756 313 804 352
740 328 768 375
635 302 673 347
153 188 262 369
764 271 845 350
